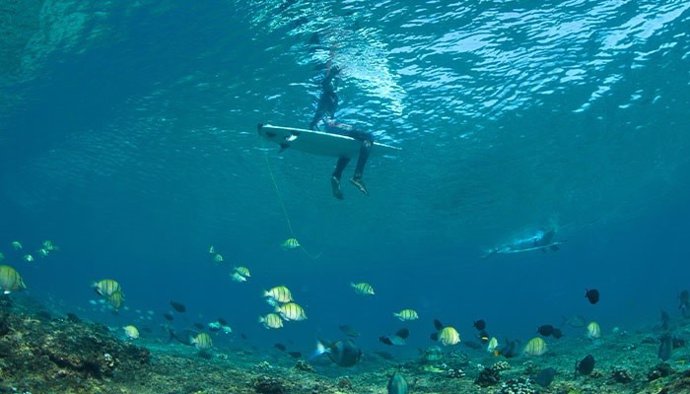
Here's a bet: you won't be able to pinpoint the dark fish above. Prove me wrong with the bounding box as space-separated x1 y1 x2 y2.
585 289 599 304
659 334 673 361
430 319 444 340
537 324 555 337
339 324 360 338
576 354 595 375
274 343 287 351
379 330 407 346
170 301 186 313
387 372 409 394
217 318 228 326
478 329 490 342
533 367 557 388
288 351 302 359
163 312 174 321
552 328 563 339
193 323 204 330
473 319 486 330
318 339 362 367
240 333 248 340
433 319 444 331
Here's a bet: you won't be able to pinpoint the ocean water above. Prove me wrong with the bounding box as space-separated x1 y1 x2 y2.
1 0 689 367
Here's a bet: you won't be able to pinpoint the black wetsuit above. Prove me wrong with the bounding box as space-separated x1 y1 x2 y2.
309 67 372 182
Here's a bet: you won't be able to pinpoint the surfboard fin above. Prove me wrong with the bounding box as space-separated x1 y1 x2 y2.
278 134 299 153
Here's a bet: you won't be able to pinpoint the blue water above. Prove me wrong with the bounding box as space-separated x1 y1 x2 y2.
1 0 689 360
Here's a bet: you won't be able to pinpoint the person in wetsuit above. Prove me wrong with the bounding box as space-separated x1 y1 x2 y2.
308 65 373 199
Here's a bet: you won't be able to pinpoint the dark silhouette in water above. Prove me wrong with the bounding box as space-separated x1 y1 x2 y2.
585 289 600 304
660 310 671 331
533 367 557 388
473 319 486 330
170 301 186 313
679 290 690 318
659 333 673 361
537 324 555 337
380 328 410 346
537 324 562 338
576 354 595 375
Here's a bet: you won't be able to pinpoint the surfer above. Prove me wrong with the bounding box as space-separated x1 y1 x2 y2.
308 65 373 199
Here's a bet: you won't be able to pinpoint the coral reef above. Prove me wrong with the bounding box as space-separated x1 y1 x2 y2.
498 378 537 394
475 365 501 387
648 362 675 381
1 295 690 393
610 366 634 383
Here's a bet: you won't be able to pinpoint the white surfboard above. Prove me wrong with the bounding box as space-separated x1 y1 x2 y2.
257 123 401 158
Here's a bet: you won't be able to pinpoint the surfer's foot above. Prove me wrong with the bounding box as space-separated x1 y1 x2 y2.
331 176 344 200
350 176 368 195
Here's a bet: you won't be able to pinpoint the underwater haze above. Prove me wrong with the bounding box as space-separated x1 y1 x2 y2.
1 0 690 375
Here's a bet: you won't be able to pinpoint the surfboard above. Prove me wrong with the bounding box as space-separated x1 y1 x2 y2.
257 123 401 158
482 242 563 258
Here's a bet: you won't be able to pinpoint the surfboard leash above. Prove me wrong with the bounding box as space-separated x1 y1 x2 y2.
262 151 321 260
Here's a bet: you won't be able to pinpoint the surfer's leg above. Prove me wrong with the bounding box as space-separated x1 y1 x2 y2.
350 137 371 195
331 157 349 200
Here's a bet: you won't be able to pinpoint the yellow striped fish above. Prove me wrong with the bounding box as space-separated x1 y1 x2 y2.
524 337 547 356
487 337 499 354
234 266 251 277
23 254 34 263
351 282 375 296
123 325 139 340
281 238 300 250
393 309 419 321
275 302 307 321
0 265 26 294
191 332 213 350
93 279 122 297
11 241 22 251
212 253 224 263
437 326 461 346
586 321 601 339
264 286 293 304
259 313 284 329
108 291 125 310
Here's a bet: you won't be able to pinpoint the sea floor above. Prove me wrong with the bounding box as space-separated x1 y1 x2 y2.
2 296 690 394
